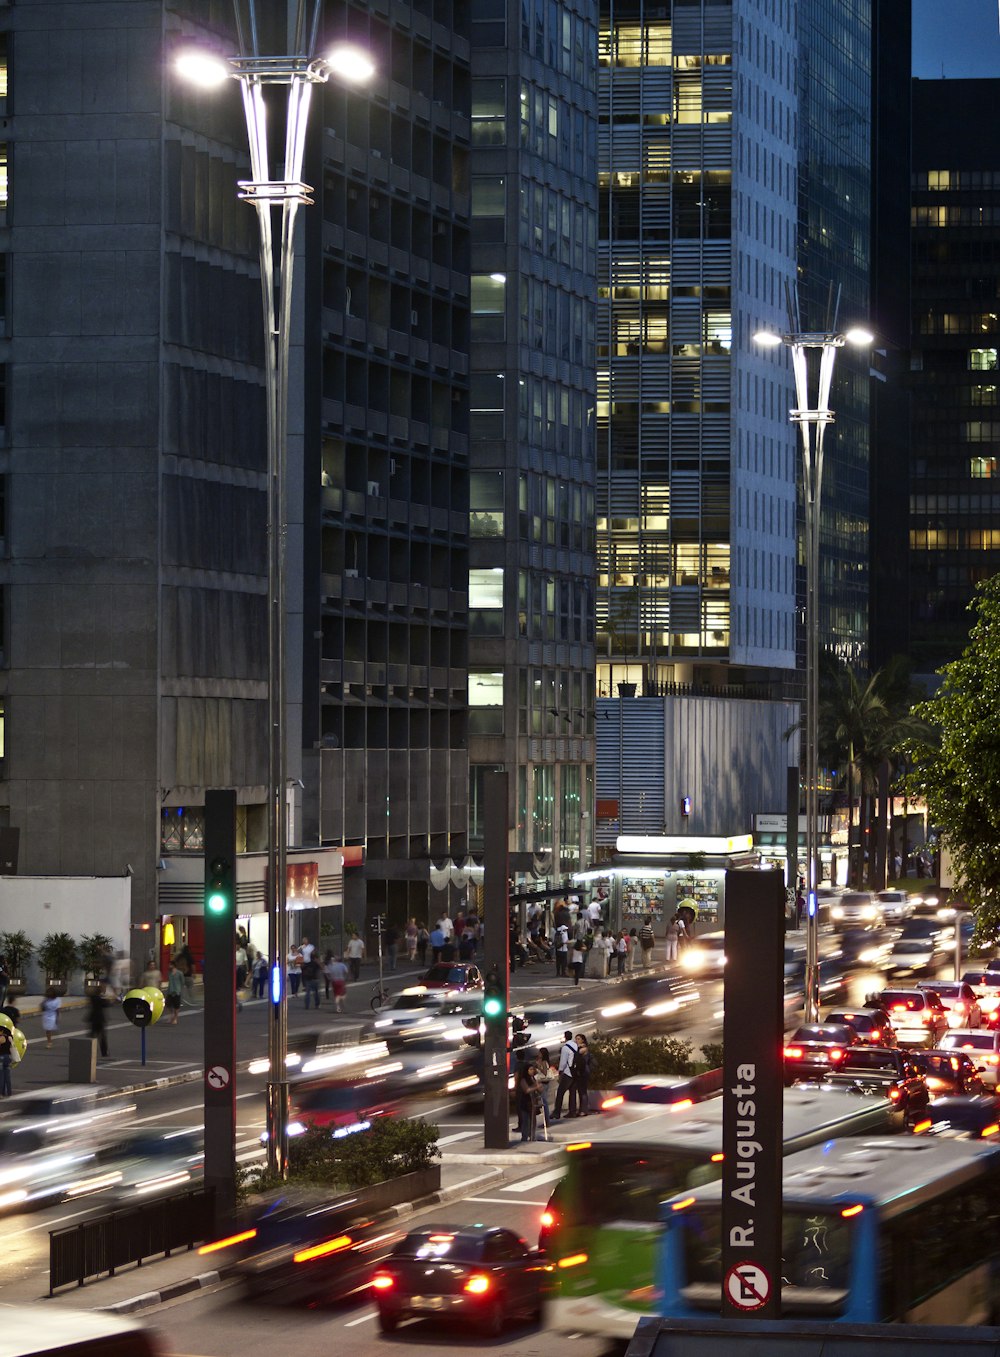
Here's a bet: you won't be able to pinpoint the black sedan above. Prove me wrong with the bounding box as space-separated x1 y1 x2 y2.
825 1007 898 1047
910 1049 986 1098
783 1024 860 1085
370 1225 552 1335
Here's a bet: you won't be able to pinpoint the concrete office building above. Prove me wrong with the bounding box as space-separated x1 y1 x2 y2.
466 0 599 883
909 78 1000 682
0 0 473 949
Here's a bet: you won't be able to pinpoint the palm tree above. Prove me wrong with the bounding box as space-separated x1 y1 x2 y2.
818 660 888 887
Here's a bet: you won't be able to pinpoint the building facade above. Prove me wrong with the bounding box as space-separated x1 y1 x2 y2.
909 78 1000 681
466 0 599 884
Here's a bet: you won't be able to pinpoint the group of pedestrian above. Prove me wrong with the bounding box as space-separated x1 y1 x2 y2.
514 1034 591 1142
551 1029 591 1122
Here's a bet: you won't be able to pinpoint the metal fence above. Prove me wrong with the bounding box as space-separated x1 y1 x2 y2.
49 1186 215 1294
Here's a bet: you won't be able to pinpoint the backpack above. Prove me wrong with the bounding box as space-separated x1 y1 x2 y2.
571 1045 589 1079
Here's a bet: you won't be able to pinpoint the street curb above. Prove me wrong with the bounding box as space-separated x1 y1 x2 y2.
98 1167 514 1316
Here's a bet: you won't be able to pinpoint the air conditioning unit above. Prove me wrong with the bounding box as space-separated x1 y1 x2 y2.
367 481 381 496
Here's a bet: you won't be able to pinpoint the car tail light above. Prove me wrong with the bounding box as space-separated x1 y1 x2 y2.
294 1234 352 1264
912 1119 932 1134
557 1253 588 1269
198 1228 257 1255
888 1085 901 1101
464 1274 492 1295
870 1031 882 1043
372 1273 395 1291
829 1048 844 1063
986 1054 1000 1066
982 1123 1000 1138
670 1098 694 1112
601 1095 625 1109
783 1047 804 1059
540 1210 556 1230
925 1076 946 1091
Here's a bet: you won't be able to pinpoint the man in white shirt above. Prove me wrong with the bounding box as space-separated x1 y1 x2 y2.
345 933 365 981
437 912 454 940
552 1030 579 1119
554 924 570 978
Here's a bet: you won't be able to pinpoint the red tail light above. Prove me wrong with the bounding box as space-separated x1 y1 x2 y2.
871 1031 882 1043
372 1273 395 1291
828 1048 844 1062
888 1085 901 1101
540 1210 555 1230
464 1274 492 1295
783 1046 804 1059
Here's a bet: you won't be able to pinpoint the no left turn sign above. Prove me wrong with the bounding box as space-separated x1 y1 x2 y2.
206 1065 231 1090
724 1261 771 1311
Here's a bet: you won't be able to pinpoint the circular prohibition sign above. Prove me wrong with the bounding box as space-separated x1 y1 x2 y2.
724 1261 771 1312
205 1064 231 1090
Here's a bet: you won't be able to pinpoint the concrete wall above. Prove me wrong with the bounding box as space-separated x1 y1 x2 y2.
0 873 131 993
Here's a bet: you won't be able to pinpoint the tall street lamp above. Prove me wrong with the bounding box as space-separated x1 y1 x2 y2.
754 306 872 1022
177 4 374 1177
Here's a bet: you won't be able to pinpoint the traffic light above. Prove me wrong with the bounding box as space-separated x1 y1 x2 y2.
206 856 233 917
122 986 165 1028
483 968 505 1021
510 1013 530 1049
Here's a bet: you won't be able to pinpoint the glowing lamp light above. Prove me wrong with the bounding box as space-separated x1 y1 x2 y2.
271 964 283 1005
752 329 783 346
176 49 231 87
844 326 874 347
325 44 376 84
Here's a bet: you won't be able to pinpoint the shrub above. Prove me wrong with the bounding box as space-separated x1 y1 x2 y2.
37 932 79 980
700 1042 724 1071
0 931 32 976
240 1116 440 1200
587 1034 694 1084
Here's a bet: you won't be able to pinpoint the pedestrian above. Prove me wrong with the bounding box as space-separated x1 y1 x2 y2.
301 951 322 1009
286 945 302 997
87 982 110 1056
437 911 454 941
405 917 419 962
535 1047 555 1133
299 936 315 966
235 940 249 993
251 953 268 999
572 1034 591 1115
326 954 349 1012
516 1060 538 1143
665 914 680 962
638 916 655 968
166 959 184 1024
429 923 445 964
616 930 629 976
0 1025 12 1096
345 931 365 982
555 923 569 977
552 1031 579 1120
416 922 429 967
40 986 61 1048
571 937 585 985
458 929 476 961
384 923 399 972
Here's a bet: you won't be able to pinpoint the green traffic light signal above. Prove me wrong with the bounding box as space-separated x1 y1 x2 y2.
206 856 232 916
483 993 504 1018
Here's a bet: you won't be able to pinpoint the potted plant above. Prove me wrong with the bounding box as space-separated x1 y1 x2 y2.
37 932 79 994
78 933 114 995
0 930 33 996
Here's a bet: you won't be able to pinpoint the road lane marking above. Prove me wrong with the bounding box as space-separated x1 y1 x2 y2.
501 1168 563 1193
437 1130 478 1144
344 1310 377 1327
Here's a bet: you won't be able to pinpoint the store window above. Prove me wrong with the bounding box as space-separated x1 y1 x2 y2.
160 806 205 853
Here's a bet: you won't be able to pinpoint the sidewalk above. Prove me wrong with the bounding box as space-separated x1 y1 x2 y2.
22 1153 535 1316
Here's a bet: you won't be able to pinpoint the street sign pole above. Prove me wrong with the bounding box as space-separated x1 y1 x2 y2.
721 868 785 1319
482 771 510 1150
204 788 237 1229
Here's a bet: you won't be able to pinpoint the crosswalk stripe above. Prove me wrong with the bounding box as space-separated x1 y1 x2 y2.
501 1167 563 1193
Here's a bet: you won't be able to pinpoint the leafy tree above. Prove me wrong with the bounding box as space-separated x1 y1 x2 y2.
907 576 1000 930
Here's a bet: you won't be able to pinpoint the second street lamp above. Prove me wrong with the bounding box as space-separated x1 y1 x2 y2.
754 304 872 1023
177 1 373 1177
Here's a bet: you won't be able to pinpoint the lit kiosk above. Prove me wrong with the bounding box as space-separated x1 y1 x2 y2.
577 834 760 935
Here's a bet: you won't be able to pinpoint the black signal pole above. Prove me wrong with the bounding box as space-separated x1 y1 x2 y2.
482 771 510 1150
204 788 237 1228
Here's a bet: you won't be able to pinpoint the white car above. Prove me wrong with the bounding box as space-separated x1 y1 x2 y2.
829 892 884 930
877 890 913 925
939 1030 1000 1088
919 980 983 1030
681 932 726 977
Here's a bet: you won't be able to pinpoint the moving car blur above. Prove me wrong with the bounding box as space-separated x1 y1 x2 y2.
371 1225 552 1335
783 1024 860 1084
939 1029 1000 1087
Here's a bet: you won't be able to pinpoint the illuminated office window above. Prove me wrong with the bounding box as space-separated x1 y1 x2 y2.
469 672 504 735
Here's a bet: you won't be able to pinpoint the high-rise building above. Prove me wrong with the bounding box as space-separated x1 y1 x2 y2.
299 0 473 923
909 77 1000 681
467 0 599 883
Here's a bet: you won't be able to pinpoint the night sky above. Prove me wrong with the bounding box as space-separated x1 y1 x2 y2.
912 0 1000 78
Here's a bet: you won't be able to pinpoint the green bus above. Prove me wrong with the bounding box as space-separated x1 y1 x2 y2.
540 1084 897 1340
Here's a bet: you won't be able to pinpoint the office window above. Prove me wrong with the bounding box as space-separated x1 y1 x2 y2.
970 349 998 371
470 469 504 536
471 176 505 243
471 273 506 341
0 35 7 115
471 78 506 146
469 671 504 735
472 0 506 46
469 568 504 635
0 146 8 223
470 373 505 439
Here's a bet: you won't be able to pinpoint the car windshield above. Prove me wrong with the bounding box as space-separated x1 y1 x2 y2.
393 1233 484 1262
791 1026 851 1043
391 994 437 1010
893 941 931 954
829 1014 873 1031
881 993 925 1010
426 967 472 983
943 1034 993 1051
928 984 960 998
839 1050 901 1071
964 973 1000 988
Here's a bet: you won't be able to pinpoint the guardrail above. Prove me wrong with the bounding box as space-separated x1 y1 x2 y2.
49 1186 215 1294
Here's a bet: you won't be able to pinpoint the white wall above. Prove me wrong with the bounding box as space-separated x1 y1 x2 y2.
0 876 131 994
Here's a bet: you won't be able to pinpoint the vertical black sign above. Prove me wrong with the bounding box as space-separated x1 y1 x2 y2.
721 868 784 1319
204 788 237 1228
482 771 510 1150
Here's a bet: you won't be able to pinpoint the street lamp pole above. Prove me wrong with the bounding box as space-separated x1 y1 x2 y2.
755 298 872 1023
177 4 373 1178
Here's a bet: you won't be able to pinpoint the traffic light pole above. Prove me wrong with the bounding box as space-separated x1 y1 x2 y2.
204 789 237 1228
482 771 510 1150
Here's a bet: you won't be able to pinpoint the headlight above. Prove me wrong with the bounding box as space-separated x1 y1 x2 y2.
863 906 876 920
832 906 844 920
683 952 704 971
926 895 939 907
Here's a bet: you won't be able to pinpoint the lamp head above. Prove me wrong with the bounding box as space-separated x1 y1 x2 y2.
843 326 874 347
753 329 783 347
175 49 231 88
325 43 376 83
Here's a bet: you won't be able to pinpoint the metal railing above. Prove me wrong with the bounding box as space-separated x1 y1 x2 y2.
49 1186 215 1294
